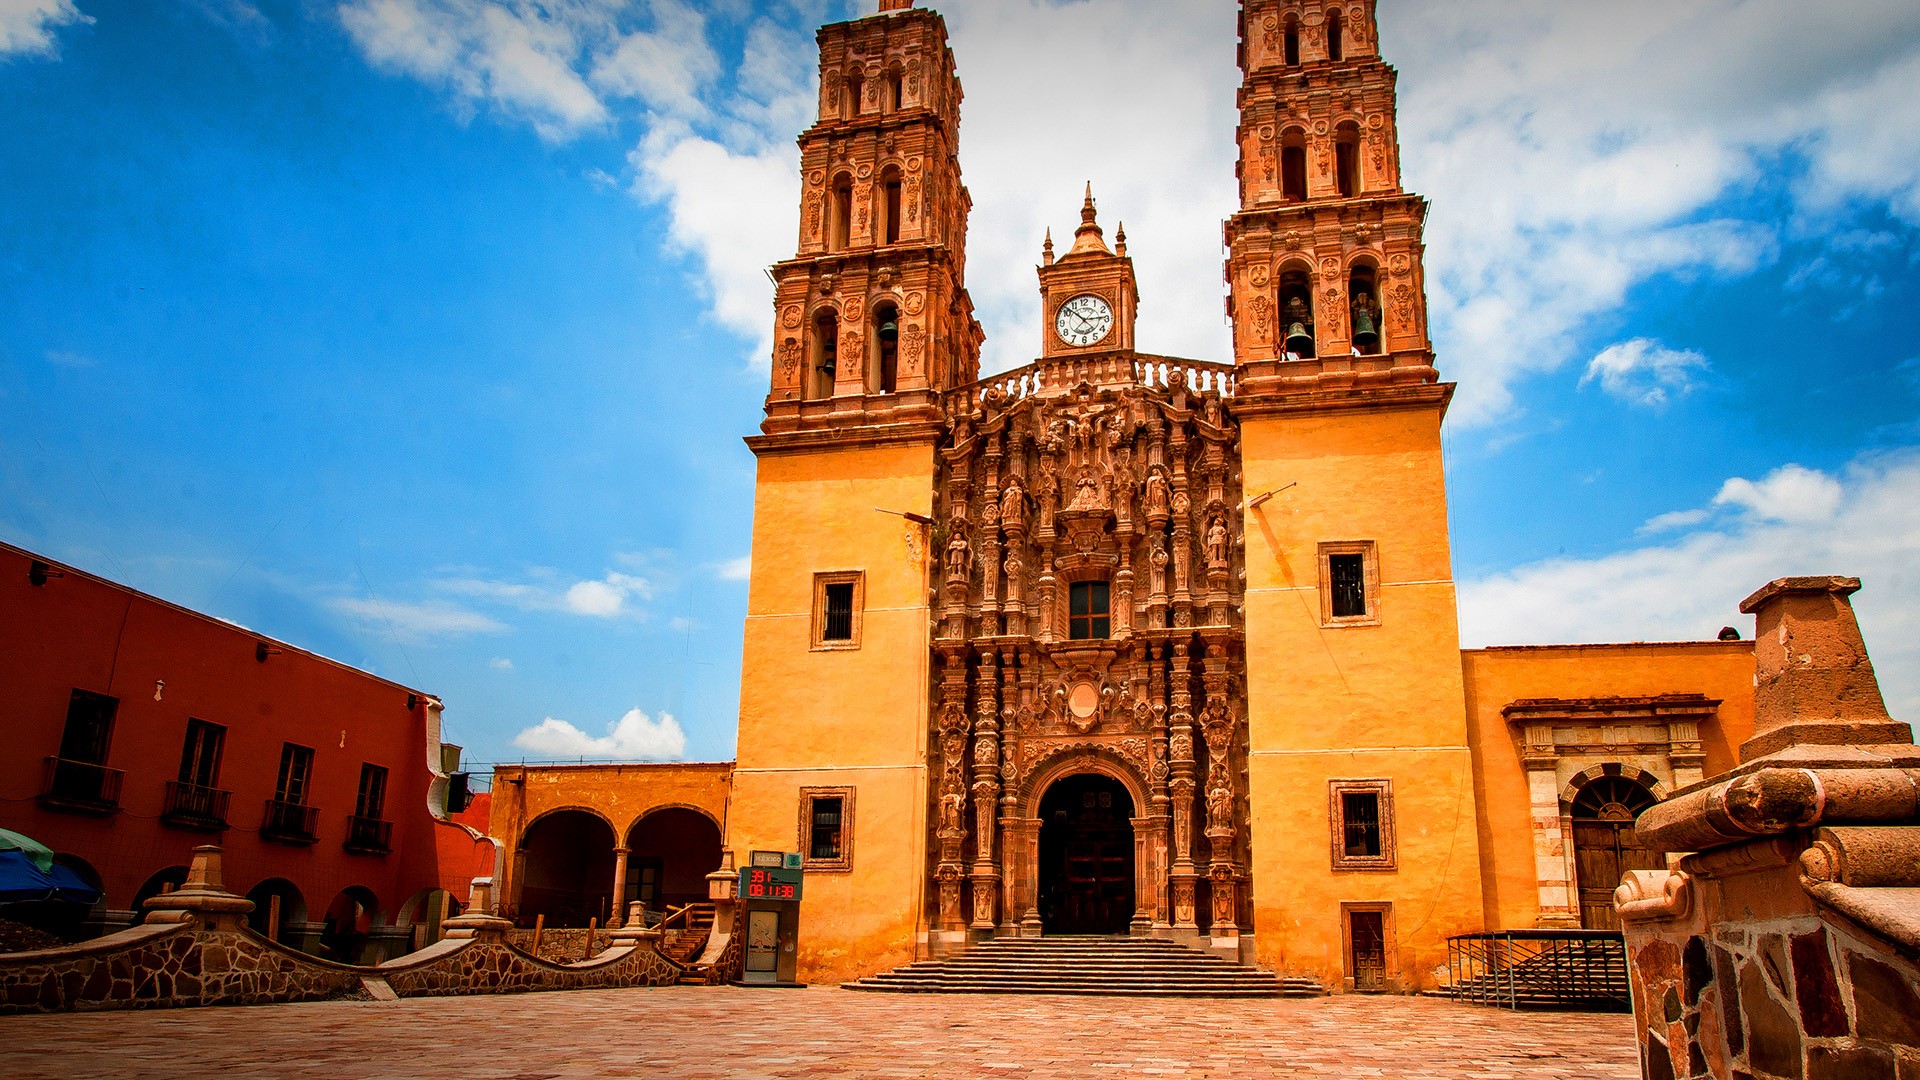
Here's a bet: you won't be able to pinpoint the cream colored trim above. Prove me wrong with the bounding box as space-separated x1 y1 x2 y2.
731 764 926 774
1250 746 1470 756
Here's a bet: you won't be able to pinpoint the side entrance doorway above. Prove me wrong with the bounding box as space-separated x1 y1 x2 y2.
1036 773 1134 935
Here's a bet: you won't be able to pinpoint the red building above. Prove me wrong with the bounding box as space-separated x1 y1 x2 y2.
0 541 494 961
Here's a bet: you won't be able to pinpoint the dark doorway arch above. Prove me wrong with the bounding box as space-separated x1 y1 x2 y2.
321 886 381 964
625 807 723 914
1571 775 1663 930
519 809 616 928
244 877 308 948
1037 773 1135 935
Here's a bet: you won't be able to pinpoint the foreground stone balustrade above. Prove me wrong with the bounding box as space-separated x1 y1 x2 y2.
1615 577 1920 1080
0 846 704 1014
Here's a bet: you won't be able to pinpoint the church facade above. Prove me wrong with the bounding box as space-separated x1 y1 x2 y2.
491 0 1762 992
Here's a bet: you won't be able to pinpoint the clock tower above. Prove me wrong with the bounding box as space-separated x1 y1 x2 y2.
1036 186 1140 359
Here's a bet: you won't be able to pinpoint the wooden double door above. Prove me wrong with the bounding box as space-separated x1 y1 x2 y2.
1037 774 1135 935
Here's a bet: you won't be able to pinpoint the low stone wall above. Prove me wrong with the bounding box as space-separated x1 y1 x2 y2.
0 847 684 1014
503 928 610 963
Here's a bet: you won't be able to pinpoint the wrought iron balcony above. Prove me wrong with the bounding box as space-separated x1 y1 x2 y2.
38 756 124 813
160 780 231 831
259 799 320 845
344 814 393 855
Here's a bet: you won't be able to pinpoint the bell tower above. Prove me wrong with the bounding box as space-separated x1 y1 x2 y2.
729 0 971 987
1227 0 1486 989
761 0 983 433
1035 186 1140 359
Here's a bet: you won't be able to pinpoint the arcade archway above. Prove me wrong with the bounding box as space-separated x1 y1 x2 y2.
625 807 723 914
1036 773 1136 935
517 809 616 927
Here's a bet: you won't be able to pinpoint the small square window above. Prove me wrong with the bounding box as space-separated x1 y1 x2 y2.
798 786 855 872
1069 580 1110 640
811 571 864 650
1329 778 1395 871
1318 542 1380 626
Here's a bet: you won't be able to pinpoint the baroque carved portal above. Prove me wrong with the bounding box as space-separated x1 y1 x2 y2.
925 371 1248 940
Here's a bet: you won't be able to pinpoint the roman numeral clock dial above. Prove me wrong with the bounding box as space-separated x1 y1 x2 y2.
1054 294 1114 348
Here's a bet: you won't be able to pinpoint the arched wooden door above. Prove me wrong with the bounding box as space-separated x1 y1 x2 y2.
1571 776 1664 930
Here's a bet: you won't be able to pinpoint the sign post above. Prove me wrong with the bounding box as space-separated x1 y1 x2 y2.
737 851 804 986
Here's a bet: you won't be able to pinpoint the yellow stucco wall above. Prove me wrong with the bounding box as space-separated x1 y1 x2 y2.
1459 641 1755 932
729 438 937 984
1239 400 1487 991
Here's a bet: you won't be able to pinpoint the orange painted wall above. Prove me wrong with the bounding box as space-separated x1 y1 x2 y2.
0 540 453 933
1460 641 1756 931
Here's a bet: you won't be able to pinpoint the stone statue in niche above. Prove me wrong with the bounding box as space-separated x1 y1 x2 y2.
1170 728 1193 761
1150 535 1169 594
945 520 971 584
1000 480 1025 531
1206 516 1230 568
1003 553 1023 603
1207 783 1233 826
939 790 966 834
1146 468 1170 517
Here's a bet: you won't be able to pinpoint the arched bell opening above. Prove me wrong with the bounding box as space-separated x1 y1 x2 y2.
828 173 853 252
1568 775 1663 931
807 308 839 400
1348 262 1381 355
1280 128 1308 202
1283 15 1301 66
624 806 723 914
1278 268 1316 358
1036 773 1136 936
1327 8 1345 62
844 69 864 121
869 300 900 394
884 66 905 112
517 808 616 928
878 165 904 246
1334 120 1362 197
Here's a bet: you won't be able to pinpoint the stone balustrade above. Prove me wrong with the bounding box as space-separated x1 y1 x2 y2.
0 846 705 1014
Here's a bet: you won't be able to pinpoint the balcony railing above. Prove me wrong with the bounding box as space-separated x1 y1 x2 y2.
38 756 125 813
161 781 231 831
344 814 393 855
259 799 320 845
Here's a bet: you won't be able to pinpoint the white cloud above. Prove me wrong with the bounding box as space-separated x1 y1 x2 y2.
44 348 95 368
336 0 1920 422
1580 338 1710 407
715 554 751 581
1711 463 1845 524
436 566 652 618
0 0 87 58
1460 453 1920 722
327 595 508 641
513 707 686 760
1639 508 1709 535
489 656 514 670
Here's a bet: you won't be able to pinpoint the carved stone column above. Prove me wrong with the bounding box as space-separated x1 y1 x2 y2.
609 846 631 928
1517 722 1579 927
1200 644 1239 935
934 648 972 933
1167 643 1199 929
1018 818 1044 936
970 652 1002 931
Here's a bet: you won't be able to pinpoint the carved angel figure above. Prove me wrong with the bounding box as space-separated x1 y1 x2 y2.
945 520 972 584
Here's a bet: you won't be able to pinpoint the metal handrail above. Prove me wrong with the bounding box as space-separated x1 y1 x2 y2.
1443 930 1628 1011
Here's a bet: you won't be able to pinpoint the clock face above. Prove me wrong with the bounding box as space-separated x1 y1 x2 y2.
1054 294 1114 348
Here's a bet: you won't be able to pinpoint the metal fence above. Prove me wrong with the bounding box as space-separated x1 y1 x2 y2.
1441 930 1629 1011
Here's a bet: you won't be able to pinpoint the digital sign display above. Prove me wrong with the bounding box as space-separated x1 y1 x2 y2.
738 865 804 902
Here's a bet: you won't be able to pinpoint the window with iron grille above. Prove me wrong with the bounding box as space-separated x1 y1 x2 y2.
1069 580 1110 640
798 786 855 871
1329 554 1366 618
811 571 864 649
1329 778 1396 870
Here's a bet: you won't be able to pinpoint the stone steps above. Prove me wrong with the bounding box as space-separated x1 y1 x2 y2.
843 936 1325 998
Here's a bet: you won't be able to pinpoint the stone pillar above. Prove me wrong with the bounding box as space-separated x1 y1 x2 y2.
1167 644 1199 931
1738 575 1908 758
142 845 255 932
1518 723 1579 928
1018 819 1044 936
970 652 1002 933
608 846 631 928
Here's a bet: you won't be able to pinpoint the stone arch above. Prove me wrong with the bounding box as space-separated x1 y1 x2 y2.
1279 125 1309 201
521 804 619 840
624 805 725 913
321 885 383 964
1560 763 1667 813
621 802 721 837
807 303 841 400
1019 745 1149 818
517 807 618 928
1345 255 1383 354
243 876 307 948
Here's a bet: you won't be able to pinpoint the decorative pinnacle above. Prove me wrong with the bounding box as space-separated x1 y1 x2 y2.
1042 228 1054 265
1115 221 1127 257
1068 182 1110 256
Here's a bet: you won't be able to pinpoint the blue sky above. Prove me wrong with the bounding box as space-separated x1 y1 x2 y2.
3 0 1917 766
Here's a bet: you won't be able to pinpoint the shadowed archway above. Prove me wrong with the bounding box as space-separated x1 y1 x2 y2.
1036 773 1136 935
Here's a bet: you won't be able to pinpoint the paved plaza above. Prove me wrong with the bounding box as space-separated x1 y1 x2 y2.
4 986 1639 1078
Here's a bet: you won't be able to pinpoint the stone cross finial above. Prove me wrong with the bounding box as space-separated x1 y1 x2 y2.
1737 575 1910 758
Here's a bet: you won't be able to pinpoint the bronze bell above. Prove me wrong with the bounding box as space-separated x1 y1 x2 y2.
1351 311 1379 349
1285 323 1315 356
879 320 899 342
